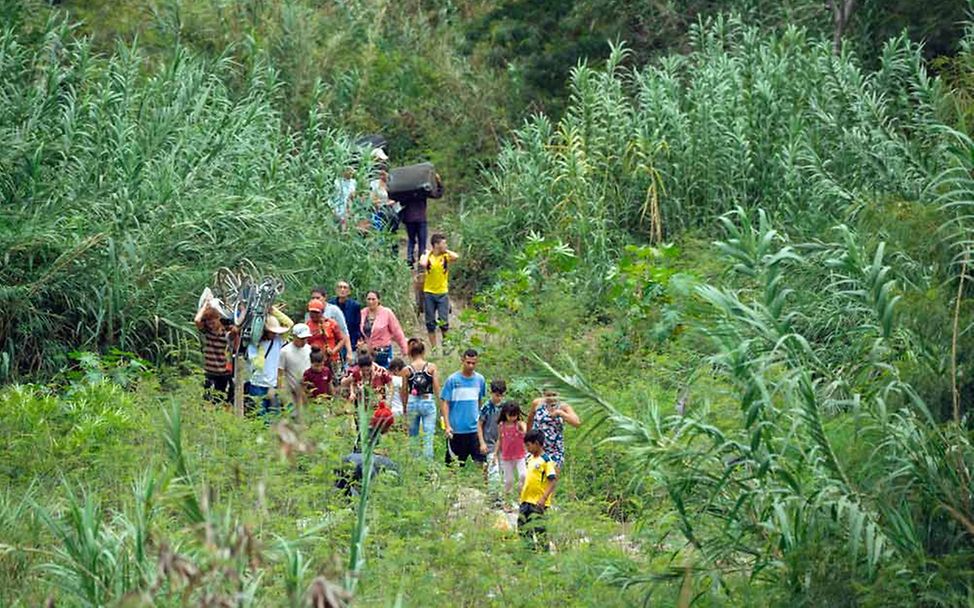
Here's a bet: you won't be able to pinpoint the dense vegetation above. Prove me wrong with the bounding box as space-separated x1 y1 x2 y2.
456 10 974 606
3 0 974 605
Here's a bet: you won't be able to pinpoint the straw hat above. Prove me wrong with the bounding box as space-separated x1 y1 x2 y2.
264 315 289 335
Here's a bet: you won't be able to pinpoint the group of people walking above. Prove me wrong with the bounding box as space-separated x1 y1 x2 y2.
195 145 572 536
195 253 580 536
330 148 443 274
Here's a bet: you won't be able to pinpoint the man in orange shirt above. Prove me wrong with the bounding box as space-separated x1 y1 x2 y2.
306 299 349 377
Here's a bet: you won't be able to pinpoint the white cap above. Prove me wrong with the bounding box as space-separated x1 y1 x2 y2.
291 323 312 339
371 148 388 161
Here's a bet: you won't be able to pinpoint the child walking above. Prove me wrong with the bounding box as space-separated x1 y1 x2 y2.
494 401 527 501
302 348 334 400
388 358 406 423
518 429 557 547
479 379 506 487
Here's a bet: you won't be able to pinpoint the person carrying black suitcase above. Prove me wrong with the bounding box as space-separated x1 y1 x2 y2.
398 172 442 267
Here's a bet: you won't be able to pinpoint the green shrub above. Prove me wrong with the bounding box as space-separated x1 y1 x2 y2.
0 10 410 379
458 17 950 296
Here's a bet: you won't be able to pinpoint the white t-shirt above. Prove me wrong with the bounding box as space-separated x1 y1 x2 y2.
369 178 387 200
389 375 404 416
279 342 312 401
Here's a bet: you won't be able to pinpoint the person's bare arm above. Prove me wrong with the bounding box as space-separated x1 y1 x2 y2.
446 250 460 262
194 305 207 327
194 295 213 328
477 417 488 454
538 477 558 511
527 398 540 430
440 398 452 437
400 368 410 415
432 365 448 431
431 364 441 396
332 324 348 358
270 306 294 329
556 404 582 428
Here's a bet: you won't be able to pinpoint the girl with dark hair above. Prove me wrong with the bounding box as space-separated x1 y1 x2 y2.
495 401 527 497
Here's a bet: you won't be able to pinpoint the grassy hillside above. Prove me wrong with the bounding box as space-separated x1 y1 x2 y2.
4 0 974 605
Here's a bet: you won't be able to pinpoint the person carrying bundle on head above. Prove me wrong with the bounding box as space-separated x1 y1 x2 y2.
194 291 236 406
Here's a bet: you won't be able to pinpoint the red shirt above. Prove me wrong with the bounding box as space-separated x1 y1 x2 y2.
303 366 334 398
345 364 392 392
370 401 395 433
307 317 343 362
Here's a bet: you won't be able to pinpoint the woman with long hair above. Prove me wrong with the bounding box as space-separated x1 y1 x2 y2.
359 290 408 368
400 338 441 459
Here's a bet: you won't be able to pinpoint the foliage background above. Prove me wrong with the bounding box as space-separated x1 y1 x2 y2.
4 0 974 605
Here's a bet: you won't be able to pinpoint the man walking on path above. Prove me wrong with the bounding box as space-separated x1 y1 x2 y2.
329 280 362 355
310 287 350 344
440 349 487 467
279 323 313 409
419 233 459 350
306 299 350 377
399 172 442 267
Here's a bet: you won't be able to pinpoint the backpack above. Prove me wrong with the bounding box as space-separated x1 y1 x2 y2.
408 363 434 395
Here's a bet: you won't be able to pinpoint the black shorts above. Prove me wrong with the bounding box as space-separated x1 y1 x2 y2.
203 373 233 404
445 432 486 466
518 502 546 536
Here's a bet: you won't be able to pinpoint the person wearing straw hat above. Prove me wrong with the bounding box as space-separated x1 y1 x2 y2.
245 306 293 417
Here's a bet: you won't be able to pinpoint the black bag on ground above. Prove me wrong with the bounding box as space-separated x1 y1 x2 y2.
388 163 443 200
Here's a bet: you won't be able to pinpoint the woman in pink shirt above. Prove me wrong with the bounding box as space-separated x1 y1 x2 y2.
359 290 409 369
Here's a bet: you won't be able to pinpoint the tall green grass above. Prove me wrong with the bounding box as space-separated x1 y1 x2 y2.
0 7 409 379
534 207 974 605
458 15 951 294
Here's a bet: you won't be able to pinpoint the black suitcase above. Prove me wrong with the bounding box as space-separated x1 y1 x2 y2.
388 162 443 199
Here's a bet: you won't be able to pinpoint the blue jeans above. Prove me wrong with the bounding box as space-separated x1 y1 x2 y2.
405 221 428 266
408 397 437 459
373 345 393 369
245 383 279 418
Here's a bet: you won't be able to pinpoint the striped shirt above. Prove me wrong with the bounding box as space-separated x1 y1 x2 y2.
200 327 231 375
440 371 486 434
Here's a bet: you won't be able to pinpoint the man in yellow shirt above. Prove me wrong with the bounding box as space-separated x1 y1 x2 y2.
518 429 558 543
418 233 459 349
